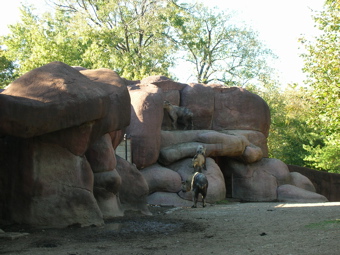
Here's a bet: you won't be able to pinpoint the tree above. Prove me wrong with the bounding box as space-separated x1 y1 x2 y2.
50 0 179 79
1 0 181 80
172 3 275 85
248 80 315 167
300 0 340 172
0 48 17 87
0 5 91 76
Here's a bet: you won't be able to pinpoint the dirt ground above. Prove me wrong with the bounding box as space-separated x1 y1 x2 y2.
1 201 340 255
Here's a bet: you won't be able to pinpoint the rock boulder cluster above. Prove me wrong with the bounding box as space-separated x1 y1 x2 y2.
0 62 328 228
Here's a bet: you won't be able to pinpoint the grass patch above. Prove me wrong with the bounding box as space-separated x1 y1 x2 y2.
215 199 230 205
305 219 340 229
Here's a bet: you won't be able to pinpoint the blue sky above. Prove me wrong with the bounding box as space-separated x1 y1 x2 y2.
0 0 325 86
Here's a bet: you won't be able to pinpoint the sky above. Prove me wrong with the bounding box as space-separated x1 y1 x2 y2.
0 0 326 86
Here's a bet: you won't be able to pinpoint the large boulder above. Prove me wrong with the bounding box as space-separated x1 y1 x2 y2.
0 62 132 227
288 165 340 202
0 62 130 140
179 84 271 136
211 85 271 137
93 170 124 218
180 83 215 130
126 84 164 169
158 130 262 165
222 130 268 157
228 159 278 202
147 192 193 207
115 156 151 215
289 172 316 193
225 158 326 202
226 158 291 202
0 137 104 228
86 133 117 173
197 131 249 157
277 184 328 203
140 164 182 194
86 133 123 219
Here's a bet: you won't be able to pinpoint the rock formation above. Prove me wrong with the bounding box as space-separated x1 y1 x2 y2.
0 63 330 228
127 75 328 205
0 62 147 228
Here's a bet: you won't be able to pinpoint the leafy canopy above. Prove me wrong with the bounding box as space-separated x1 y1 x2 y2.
0 0 275 86
172 3 275 85
1 0 180 80
300 0 340 172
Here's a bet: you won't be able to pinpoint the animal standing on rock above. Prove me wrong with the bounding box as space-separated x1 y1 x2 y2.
196 144 206 155
163 100 193 130
192 145 206 173
192 154 206 173
182 172 209 208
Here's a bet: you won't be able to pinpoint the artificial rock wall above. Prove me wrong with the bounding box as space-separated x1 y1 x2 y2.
0 62 328 228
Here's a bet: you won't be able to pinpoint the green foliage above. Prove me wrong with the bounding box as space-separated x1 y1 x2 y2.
0 0 275 85
249 82 315 167
300 0 340 172
1 1 180 80
0 48 18 87
1 5 90 76
172 3 275 85
305 219 340 229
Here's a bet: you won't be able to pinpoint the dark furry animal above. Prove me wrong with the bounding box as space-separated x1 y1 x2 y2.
163 101 193 130
182 172 208 208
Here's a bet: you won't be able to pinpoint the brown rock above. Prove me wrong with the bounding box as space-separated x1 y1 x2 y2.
140 164 182 194
158 142 202 166
140 75 171 85
109 129 125 150
93 169 124 219
160 130 202 148
147 192 193 207
163 90 181 106
225 158 288 201
261 158 291 186
222 130 268 157
93 170 121 195
239 144 263 164
288 165 340 202
211 85 271 137
277 184 328 203
1 137 104 227
86 134 117 173
80 68 131 138
116 156 151 215
289 172 316 193
93 190 124 218
232 167 278 202
140 75 187 91
181 83 215 130
158 131 252 165
126 84 164 169
0 62 130 139
197 131 249 157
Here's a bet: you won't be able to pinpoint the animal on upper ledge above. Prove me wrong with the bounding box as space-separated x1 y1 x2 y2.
163 100 193 130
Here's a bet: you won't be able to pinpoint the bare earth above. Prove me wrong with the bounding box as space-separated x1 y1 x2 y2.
1 201 340 255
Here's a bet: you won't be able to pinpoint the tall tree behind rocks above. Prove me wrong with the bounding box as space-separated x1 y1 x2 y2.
170 2 275 85
300 0 340 172
1 0 180 80
1 0 276 87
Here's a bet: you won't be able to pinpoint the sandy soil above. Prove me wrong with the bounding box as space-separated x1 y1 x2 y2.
1 201 340 255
